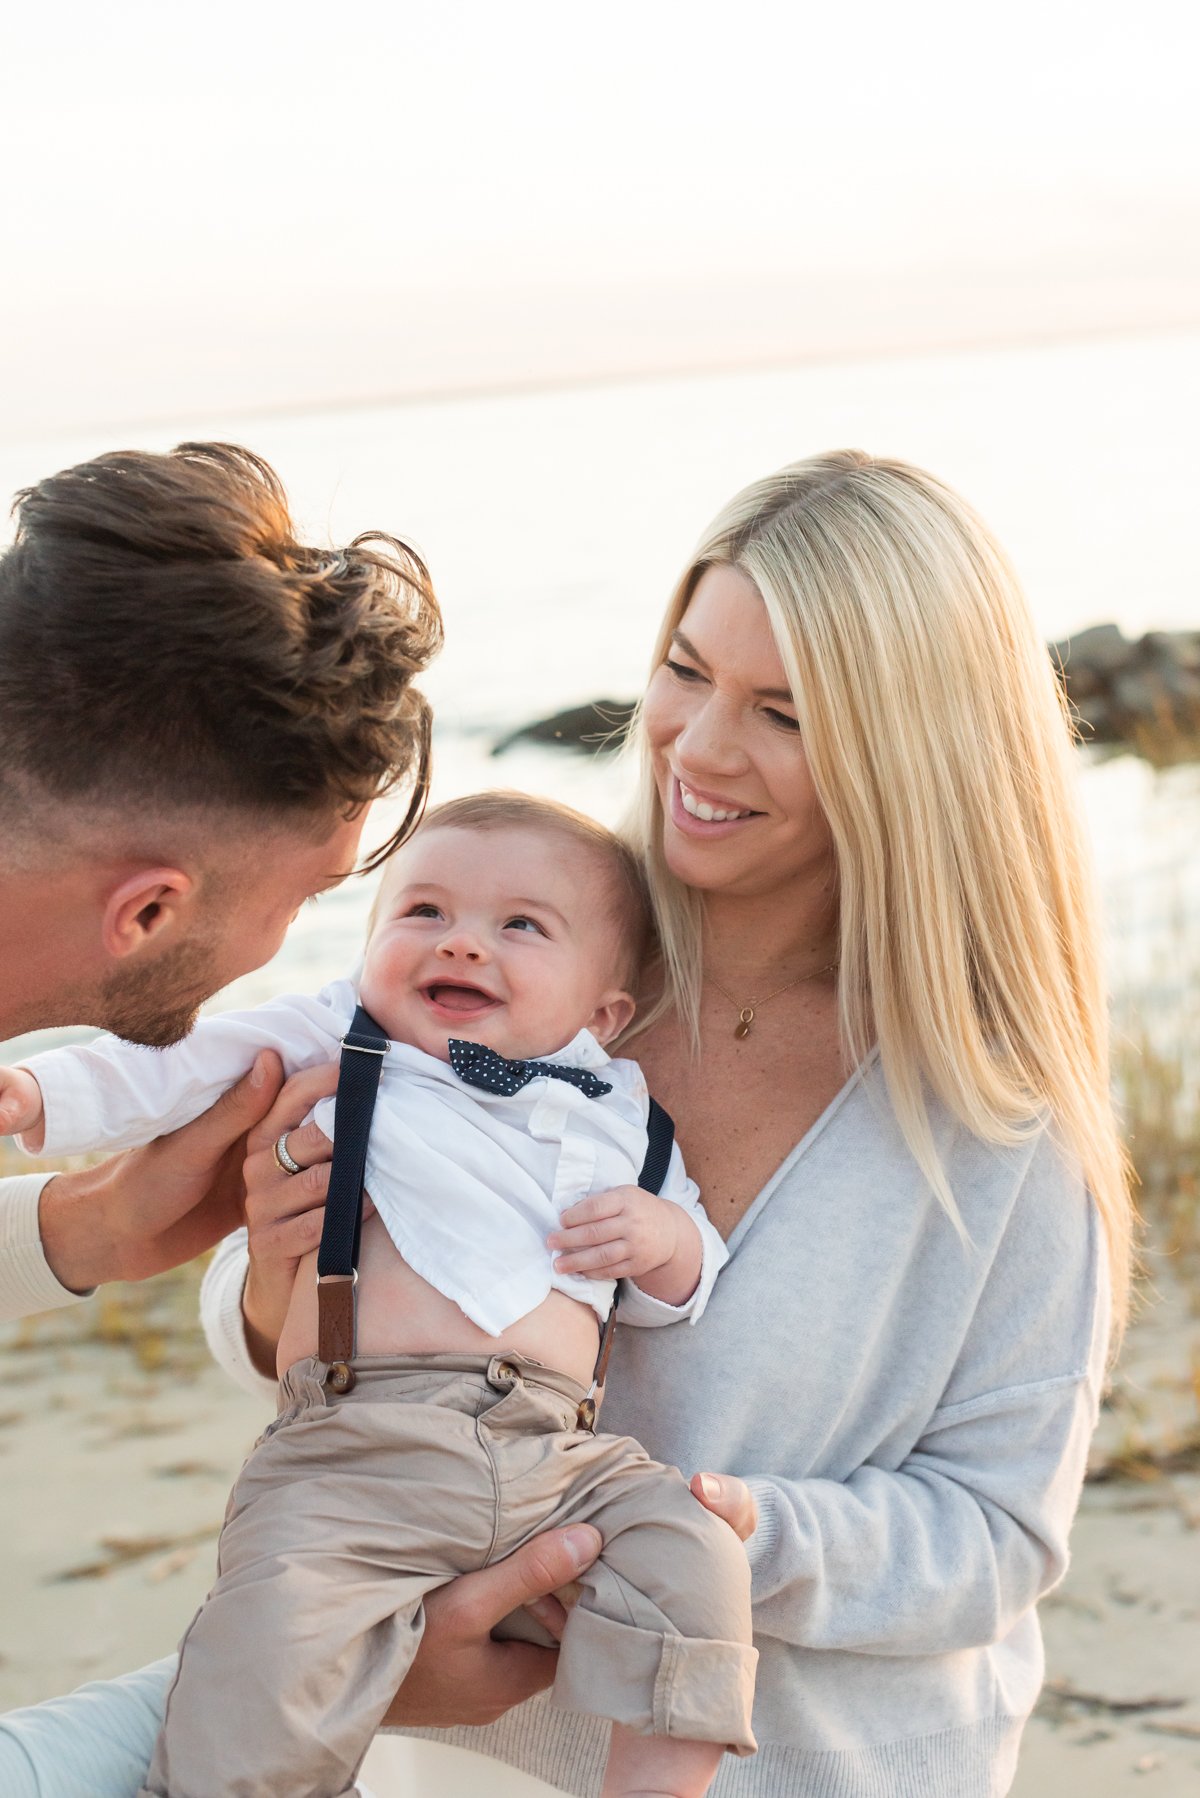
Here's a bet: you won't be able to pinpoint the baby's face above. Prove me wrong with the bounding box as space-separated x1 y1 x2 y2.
359 825 633 1062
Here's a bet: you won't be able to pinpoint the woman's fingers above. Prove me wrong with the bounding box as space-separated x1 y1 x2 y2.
270 1116 333 1173
245 1060 340 1157
243 1153 331 1233
255 1203 328 1261
689 1472 759 1542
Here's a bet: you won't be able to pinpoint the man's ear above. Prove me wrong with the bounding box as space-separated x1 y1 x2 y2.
587 989 637 1047
100 868 195 960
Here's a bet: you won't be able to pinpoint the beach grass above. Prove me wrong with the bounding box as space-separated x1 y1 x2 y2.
1115 1031 1200 1269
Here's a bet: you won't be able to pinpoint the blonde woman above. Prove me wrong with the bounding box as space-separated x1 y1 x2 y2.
207 451 1129 1798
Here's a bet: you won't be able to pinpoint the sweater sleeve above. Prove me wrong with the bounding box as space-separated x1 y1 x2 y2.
0 1173 93 1322
199 1229 278 1403
740 1146 1110 1657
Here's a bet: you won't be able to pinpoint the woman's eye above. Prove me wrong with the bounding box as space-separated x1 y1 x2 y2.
763 707 801 733
664 658 704 683
505 915 545 934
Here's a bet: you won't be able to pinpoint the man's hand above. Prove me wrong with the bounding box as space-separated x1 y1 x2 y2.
549 1187 702 1305
37 1052 285 1293
0 1065 45 1147
379 1524 602 1728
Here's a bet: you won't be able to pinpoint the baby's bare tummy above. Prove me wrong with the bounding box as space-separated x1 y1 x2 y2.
277 1212 601 1387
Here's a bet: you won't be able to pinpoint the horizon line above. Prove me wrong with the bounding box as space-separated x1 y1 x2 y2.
3 311 1199 455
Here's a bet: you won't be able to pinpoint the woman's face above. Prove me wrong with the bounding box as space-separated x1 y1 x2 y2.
642 564 836 900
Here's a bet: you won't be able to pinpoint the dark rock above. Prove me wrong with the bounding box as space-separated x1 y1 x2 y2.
1142 630 1200 671
1058 626 1200 765
491 700 636 757
1053 623 1129 675
496 626 1200 768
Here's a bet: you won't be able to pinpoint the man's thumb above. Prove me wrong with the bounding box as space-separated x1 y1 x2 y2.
476 1526 601 1624
206 1052 285 1138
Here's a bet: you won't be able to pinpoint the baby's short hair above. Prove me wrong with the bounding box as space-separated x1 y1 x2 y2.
371 789 653 990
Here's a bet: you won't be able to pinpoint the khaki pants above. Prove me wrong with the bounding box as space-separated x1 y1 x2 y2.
139 1352 758 1798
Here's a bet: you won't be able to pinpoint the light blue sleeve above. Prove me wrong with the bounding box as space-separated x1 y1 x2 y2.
0 1657 175 1797
742 1152 1110 1657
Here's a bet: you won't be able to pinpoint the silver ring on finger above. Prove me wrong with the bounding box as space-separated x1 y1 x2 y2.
272 1132 303 1177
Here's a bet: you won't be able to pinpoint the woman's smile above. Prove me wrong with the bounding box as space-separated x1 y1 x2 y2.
669 775 761 836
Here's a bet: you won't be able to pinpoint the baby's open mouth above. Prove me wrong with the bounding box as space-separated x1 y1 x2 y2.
421 982 500 1016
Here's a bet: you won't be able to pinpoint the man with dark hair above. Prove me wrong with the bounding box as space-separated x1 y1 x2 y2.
0 444 599 1794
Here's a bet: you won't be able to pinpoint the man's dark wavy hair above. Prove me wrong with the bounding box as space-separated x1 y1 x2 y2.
0 442 443 869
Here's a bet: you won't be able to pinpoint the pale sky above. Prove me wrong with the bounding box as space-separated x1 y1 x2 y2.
3 0 1198 435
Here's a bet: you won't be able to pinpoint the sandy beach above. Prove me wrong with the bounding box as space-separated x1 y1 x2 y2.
1 1228 1197 1796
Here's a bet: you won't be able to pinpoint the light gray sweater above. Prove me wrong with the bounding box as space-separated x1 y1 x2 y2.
201 1051 1109 1798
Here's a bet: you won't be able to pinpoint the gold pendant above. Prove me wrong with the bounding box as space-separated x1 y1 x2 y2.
735 1007 755 1039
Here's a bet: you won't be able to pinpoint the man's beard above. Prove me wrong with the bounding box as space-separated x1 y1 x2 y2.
95 933 222 1048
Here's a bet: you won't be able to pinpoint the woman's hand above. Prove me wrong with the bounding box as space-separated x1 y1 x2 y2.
240 1062 341 1376
690 1472 758 1542
380 1524 602 1727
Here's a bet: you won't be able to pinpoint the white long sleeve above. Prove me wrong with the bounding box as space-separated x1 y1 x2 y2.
25 985 353 1157
200 1229 279 1404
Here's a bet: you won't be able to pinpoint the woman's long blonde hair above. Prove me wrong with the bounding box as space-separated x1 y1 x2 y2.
623 450 1134 1340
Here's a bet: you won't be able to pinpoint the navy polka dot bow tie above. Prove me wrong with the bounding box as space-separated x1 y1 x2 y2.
448 1038 613 1100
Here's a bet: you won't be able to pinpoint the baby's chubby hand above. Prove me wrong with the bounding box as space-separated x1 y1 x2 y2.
549 1186 694 1285
0 1066 46 1150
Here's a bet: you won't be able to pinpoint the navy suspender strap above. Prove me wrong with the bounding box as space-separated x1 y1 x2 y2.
577 1095 676 1430
317 1004 390 1389
637 1097 675 1199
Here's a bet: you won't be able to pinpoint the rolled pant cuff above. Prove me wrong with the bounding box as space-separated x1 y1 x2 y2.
551 1606 758 1756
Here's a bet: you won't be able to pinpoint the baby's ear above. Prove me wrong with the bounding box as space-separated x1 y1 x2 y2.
588 990 637 1047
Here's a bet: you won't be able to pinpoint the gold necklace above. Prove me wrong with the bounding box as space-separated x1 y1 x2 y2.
708 963 838 1038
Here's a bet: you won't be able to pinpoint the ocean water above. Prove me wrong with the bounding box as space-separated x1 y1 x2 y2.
3 328 1199 1044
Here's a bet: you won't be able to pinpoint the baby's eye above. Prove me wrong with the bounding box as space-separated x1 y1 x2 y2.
504 915 545 935
405 903 443 919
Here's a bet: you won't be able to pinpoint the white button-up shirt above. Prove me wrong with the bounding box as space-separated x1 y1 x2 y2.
23 978 725 1337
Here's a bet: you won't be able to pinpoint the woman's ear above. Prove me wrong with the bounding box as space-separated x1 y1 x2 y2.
587 989 637 1047
100 868 195 960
